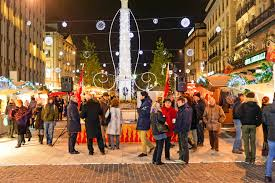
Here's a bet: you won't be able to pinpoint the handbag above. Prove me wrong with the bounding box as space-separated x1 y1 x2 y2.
105 108 111 125
3 115 8 126
156 112 169 133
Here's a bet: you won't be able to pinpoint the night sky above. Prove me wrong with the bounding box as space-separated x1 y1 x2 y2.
46 0 208 74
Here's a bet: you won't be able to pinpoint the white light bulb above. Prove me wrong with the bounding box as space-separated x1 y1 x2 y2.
59 51 64 57
62 21 68 28
216 26 222 33
143 63 147 67
139 50 143 55
179 69 182 73
186 69 190 74
129 32 134 38
26 20 32 26
153 18 158 24
115 51 120 56
103 63 106 67
188 62 191 66
67 62 70 66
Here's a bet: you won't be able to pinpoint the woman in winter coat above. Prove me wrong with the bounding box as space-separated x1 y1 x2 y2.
106 98 122 150
151 101 167 165
13 100 31 148
203 97 226 152
67 96 81 154
161 98 177 160
34 102 44 144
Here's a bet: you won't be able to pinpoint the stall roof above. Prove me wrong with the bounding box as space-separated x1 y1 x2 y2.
207 74 255 88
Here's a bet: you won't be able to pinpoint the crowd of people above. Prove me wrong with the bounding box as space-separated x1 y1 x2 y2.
4 90 275 182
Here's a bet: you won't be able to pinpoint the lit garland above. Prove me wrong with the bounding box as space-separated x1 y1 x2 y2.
196 76 209 87
18 81 37 90
228 74 247 87
0 76 17 89
254 62 273 83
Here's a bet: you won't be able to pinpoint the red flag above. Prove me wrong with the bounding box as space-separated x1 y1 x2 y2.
163 66 170 98
266 41 275 62
76 67 84 108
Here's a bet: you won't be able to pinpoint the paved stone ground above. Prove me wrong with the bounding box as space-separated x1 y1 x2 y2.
0 121 273 183
0 163 273 183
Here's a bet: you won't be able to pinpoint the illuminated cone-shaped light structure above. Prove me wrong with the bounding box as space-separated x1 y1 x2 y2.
119 0 132 100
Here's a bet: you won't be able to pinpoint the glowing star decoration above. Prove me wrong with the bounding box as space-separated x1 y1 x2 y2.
129 32 134 38
186 49 194 57
115 51 120 56
96 21 106 31
62 21 68 28
44 36 53 46
181 18 190 28
83 51 91 59
216 26 222 33
139 50 143 55
153 18 158 24
26 20 32 26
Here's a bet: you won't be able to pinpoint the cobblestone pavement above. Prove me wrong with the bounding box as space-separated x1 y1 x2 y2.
0 163 273 183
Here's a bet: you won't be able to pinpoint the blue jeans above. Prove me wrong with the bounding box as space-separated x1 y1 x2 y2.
233 119 242 151
44 122 55 145
266 140 275 177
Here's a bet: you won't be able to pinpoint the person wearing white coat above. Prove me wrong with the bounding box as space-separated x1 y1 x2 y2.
105 98 122 150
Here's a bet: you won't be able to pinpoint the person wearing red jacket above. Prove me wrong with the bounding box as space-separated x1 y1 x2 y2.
161 99 177 160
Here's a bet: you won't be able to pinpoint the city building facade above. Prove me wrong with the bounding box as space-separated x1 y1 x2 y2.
44 25 76 90
204 0 237 75
230 0 274 73
0 0 45 83
184 23 207 82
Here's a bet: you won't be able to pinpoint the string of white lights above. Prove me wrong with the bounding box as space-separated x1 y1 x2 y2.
69 27 193 36
47 16 197 23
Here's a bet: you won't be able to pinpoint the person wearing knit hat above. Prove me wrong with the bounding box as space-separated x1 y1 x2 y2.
237 92 262 164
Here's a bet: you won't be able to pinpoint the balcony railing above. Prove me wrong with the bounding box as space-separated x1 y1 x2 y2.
248 4 275 31
208 50 221 61
208 32 221 44
236 0 256 21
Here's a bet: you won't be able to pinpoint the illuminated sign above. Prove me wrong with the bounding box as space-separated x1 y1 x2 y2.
188 27 195 37
245 52 266 65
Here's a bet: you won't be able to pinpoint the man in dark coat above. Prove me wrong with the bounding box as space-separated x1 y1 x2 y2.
174 97 193 164
67 96 81 154
99 92 110 148
237 92 262 164
80 94 105 155
137 91 154 157
262 93 275 183
193 93 206 146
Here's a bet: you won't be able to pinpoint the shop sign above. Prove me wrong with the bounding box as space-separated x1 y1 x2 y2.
245 51 266 66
